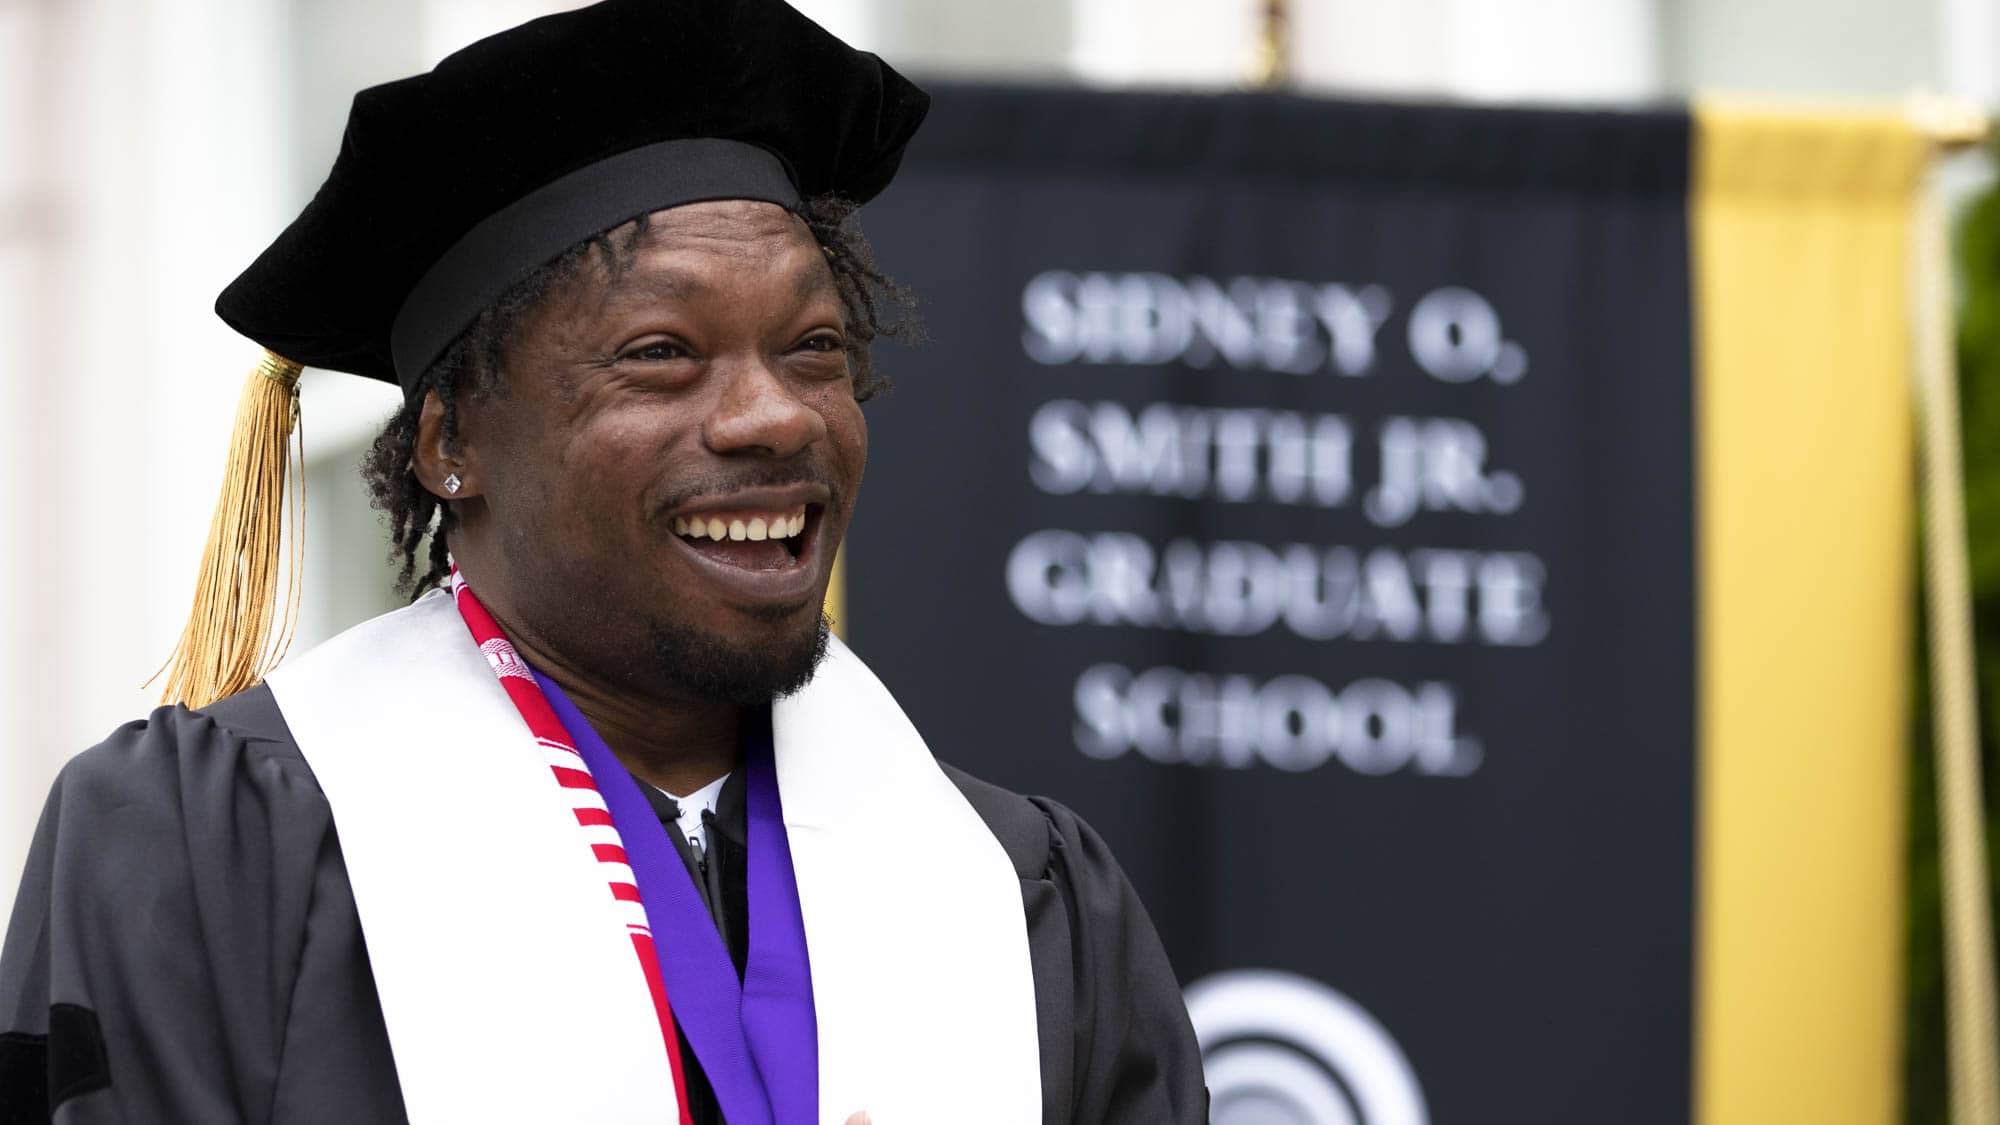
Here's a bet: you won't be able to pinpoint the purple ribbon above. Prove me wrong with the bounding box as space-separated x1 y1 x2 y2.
535 672 819 1123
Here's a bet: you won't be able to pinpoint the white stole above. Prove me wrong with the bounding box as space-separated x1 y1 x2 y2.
265 591 1040 1123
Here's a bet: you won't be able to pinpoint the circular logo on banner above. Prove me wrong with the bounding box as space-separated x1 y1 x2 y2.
1184 970 1429 1125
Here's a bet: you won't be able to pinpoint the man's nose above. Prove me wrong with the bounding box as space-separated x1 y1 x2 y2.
701 355 827 458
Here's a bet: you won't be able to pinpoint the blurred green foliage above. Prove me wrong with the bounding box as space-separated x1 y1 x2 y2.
1905 158 2000 1125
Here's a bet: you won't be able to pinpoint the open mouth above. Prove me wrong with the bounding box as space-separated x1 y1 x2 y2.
671 504 812 572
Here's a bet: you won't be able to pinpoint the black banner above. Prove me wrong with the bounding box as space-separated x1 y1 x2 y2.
848 86 1695 1123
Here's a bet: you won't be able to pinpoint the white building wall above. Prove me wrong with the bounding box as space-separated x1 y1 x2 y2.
1070 0 1260 87
1668 0 1942 99
1290 0 1661 103
0 0 296 925
0 0 51 928
1942 0 2000 106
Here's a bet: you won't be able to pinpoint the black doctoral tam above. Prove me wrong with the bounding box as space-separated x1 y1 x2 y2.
215 0 929 391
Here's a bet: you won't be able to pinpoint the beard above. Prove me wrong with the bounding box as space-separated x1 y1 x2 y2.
644 610 832 707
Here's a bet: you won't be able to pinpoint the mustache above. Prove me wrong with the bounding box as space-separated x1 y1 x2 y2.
652 459 844 514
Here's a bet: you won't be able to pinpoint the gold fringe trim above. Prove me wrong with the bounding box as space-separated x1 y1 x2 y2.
151 349 306 708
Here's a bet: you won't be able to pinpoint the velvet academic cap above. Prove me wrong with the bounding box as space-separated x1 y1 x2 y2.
159 0 927 710
218 0 928 391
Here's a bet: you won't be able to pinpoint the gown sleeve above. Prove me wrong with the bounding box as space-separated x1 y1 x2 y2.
0 687 404 1124
942 764 1209 1124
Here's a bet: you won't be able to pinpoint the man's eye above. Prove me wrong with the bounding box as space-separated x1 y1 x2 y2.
799 334 845 354
624 341 687 362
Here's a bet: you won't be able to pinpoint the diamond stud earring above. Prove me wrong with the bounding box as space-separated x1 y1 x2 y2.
443 473 462 495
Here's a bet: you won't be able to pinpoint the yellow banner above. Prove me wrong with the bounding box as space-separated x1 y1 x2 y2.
1693 103 1926 1125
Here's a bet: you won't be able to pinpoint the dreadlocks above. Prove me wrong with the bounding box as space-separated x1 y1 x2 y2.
361 195 916 597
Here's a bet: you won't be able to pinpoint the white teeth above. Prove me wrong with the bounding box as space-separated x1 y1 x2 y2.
675 509 807 541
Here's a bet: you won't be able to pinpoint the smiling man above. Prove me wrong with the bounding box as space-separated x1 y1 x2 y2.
0 2 1204 1123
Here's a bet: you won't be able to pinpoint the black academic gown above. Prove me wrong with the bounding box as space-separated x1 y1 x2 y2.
0 686 1207 1123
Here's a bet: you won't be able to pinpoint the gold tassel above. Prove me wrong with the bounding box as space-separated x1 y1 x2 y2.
151 349 306 708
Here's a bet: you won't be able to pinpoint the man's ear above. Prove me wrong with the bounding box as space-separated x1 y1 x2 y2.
412 390 481 500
